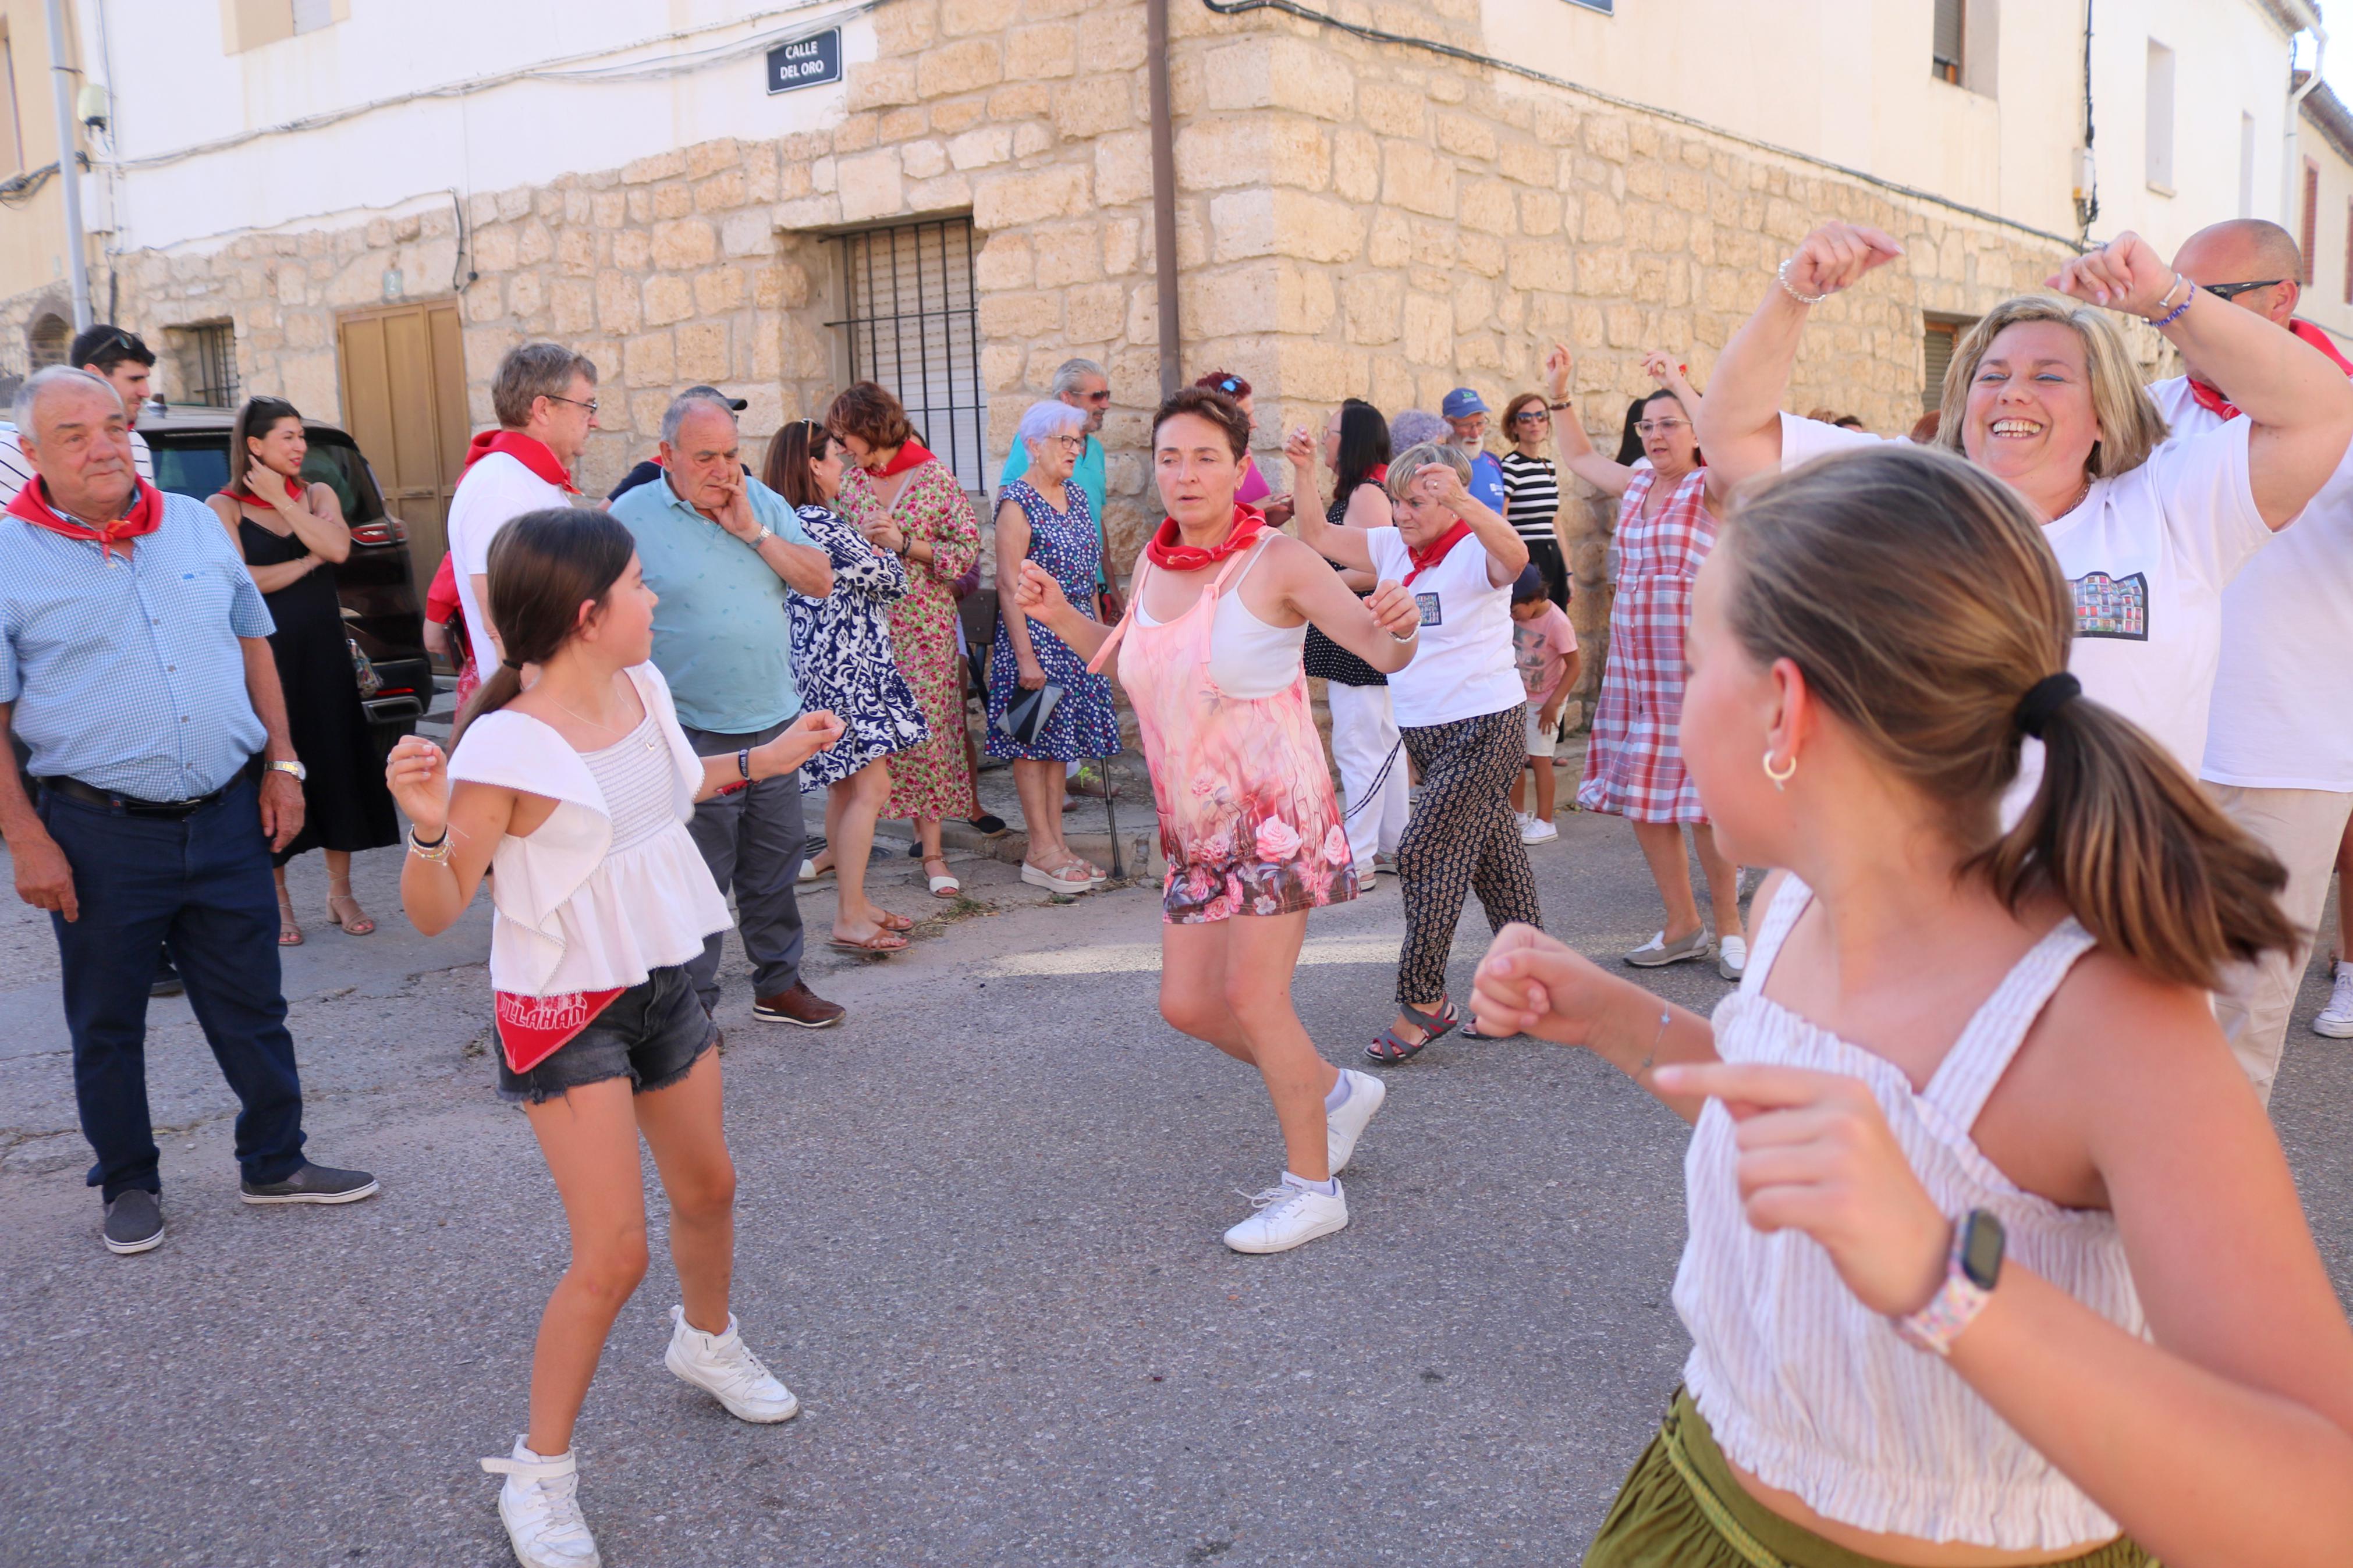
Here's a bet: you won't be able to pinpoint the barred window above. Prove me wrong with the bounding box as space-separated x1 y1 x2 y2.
828 218 987 492
182 322 240 409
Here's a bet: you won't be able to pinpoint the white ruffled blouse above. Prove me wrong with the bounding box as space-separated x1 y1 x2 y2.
447 662 732 997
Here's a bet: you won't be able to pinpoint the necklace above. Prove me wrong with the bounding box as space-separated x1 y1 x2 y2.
549 695 652 749
2052 474 2092 520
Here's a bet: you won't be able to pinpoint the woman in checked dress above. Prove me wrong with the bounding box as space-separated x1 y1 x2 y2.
1555 347 1749 979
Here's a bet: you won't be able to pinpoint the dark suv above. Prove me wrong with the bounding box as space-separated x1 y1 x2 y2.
140 405 431 744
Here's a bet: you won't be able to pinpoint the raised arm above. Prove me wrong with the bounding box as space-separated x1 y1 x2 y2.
1410 460 1528 584
207 494 318 595
1013 554 1115 666
1694 222 1906 496
2053 232 2353 530
1267 534 1422 674
1546 344 1638 498
1285 428 1376 574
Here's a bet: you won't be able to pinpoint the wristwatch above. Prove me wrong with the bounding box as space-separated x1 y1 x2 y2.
750 525 775 549
1893 1208 2004 1356
265 758 308 784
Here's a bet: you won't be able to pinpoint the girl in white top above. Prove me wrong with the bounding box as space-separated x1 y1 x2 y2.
1298 440 1538 1063
383 508 843 1568
1470 446 2353 1567
1696 221 2353 778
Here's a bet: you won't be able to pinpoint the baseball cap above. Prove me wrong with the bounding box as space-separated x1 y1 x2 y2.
1441 387 1488 419
687 384 749 412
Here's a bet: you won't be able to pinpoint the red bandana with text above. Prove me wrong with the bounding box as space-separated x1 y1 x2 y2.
1402 521 1474 586
5 475 166 561
494 987 627 1075
463 429 581 494
1144 502 1267 573
2188 318 2353 420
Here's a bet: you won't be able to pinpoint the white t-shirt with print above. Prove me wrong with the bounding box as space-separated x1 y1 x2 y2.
1364 525 1525 729
0 426 152 507
2148 376 2353 792
1778 412 2273 774
445 450 574 653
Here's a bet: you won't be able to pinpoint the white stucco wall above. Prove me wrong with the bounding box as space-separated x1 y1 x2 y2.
84 0 871 253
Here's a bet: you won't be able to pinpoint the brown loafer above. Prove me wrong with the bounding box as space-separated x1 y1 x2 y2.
753 983 846 1029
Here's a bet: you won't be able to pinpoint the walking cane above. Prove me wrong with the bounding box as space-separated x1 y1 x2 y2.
1100 753 1124 880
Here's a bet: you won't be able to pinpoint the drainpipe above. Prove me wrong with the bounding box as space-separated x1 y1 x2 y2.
2283 0 2326 228
1146 0 1181 396
44 0 91 332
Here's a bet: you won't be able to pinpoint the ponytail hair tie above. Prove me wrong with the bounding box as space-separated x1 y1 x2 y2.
2014 672 2081 738
501 658 523 672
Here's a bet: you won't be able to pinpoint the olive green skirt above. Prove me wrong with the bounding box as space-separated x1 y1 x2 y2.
1584 1389 2157 1568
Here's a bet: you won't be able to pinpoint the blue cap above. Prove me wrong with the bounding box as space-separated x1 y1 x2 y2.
1441 387 1488 418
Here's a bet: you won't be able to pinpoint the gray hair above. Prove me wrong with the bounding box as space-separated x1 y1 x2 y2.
661 389 739 447
12 365 122 442
491 341 598 429
1017 399 1087 452
1385 440 1474 503
1389 408 1447 450
1049 357 1108 399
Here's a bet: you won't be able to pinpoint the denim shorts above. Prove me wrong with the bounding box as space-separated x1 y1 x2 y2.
496 965 716 1105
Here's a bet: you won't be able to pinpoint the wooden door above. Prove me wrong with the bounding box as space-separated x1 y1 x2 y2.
336 301 469 592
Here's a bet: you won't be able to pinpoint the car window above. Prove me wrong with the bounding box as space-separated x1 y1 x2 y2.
299 436 383 523
153 440 230 501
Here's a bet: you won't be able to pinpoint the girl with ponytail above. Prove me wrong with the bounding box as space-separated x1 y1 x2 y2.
383 509 844 1568
1471 445 2353 1566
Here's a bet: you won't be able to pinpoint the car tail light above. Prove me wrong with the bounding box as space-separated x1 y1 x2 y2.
350 518 407 546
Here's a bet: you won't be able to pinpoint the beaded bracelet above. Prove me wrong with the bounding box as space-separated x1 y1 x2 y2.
407 824 452 864
2146 273 2196 329
1776 257 1831 307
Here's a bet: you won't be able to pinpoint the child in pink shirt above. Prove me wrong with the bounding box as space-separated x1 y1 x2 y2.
1509 566 1581 843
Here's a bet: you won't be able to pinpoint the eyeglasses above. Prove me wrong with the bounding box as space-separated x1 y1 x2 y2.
1080 390 1111 405
1635 418 1690 435
544 393 601 415
1053 435 1085 450
1513 410 1552 424
2202 279 2285 301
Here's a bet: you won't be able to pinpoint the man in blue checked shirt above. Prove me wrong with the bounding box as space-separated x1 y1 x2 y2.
0 367 378 1257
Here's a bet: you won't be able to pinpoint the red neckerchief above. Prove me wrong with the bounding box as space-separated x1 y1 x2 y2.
1367 463 1389 483
219 469 305 509
494 989 627 1075
463 429 581 494
875 439 936 477
5 475 165 561
2189 318 2353 419
1145 502 1267 572
1403 521 1474 586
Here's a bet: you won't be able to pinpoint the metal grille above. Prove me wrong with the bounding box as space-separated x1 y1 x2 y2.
184 322 240 409
826 218 986 492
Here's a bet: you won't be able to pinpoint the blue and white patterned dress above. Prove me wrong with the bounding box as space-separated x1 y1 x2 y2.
787 502 930 789
985 478 1122 762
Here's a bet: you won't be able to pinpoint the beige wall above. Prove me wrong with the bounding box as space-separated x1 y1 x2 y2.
0 0 77 369
2294 111 2353 345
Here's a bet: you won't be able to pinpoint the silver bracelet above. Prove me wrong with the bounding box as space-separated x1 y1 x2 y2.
1636 1004 1671 1075
1776 257 1832 307
1390 623 1420 643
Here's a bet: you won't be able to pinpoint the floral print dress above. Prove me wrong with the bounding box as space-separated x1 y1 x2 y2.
985 479 1122 762
840 460 981 822
786 502 929 789
1089 542 1358 924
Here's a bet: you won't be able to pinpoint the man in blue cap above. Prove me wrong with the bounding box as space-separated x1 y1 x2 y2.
1441 387 1508 515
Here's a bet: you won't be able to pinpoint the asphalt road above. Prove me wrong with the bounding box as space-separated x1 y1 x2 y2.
4 807 2351 1567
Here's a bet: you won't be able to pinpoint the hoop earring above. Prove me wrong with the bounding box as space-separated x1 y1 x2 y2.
1762 749 1797 791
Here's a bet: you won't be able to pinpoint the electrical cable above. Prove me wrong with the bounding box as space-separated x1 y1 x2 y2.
109 0 876 173
1197 0 2086 254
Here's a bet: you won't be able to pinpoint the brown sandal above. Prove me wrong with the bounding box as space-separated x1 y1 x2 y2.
276 888 303 946
828 926 908 955
325 882 375 936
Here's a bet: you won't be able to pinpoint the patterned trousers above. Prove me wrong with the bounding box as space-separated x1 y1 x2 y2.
1396 704 1545 1006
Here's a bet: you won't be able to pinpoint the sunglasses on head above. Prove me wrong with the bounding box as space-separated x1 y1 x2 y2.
2203 278 2285 300
1216 378 1241 394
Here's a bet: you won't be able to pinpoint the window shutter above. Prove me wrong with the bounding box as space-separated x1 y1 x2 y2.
1932 0 1964 83
2302 159 2320 283
1923 322 1958 414
2343 198 2352 306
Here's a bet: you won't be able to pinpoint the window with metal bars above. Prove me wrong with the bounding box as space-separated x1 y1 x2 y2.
182 322 240 409
826 218 987 493
1932 0 1964 83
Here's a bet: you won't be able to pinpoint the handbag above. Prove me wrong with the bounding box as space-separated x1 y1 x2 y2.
349 636 384 698
995 682 1064 748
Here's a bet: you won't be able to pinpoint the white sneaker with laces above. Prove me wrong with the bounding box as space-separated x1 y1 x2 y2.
1223 1178 1348 1254
481 1439 601 1568
1520 817 1559 844
1717 934 1748 981
663 1306 800 1423
1325 1069 1386 1175
2314 962 2353 1039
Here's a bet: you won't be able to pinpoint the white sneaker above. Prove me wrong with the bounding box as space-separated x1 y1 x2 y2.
1520 817 1559 844
1513 811 1535 833
482 1439 601 1568
663 1306 800 1423
1222 1177 1349 1254
2315 962 2353 1039
1717 935 1747 981
1325 1069 1387 1175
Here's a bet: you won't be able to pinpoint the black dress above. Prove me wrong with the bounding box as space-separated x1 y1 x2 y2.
1302 491 1386 688
237 509 400 865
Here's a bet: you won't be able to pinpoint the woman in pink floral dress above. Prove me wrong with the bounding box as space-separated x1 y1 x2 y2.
1016 387 1424 1257
827 383 982 898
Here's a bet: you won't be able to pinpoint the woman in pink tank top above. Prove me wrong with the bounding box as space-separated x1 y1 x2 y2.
1016 387 1424 1256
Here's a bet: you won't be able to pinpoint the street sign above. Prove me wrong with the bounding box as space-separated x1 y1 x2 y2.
766 29 843 94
